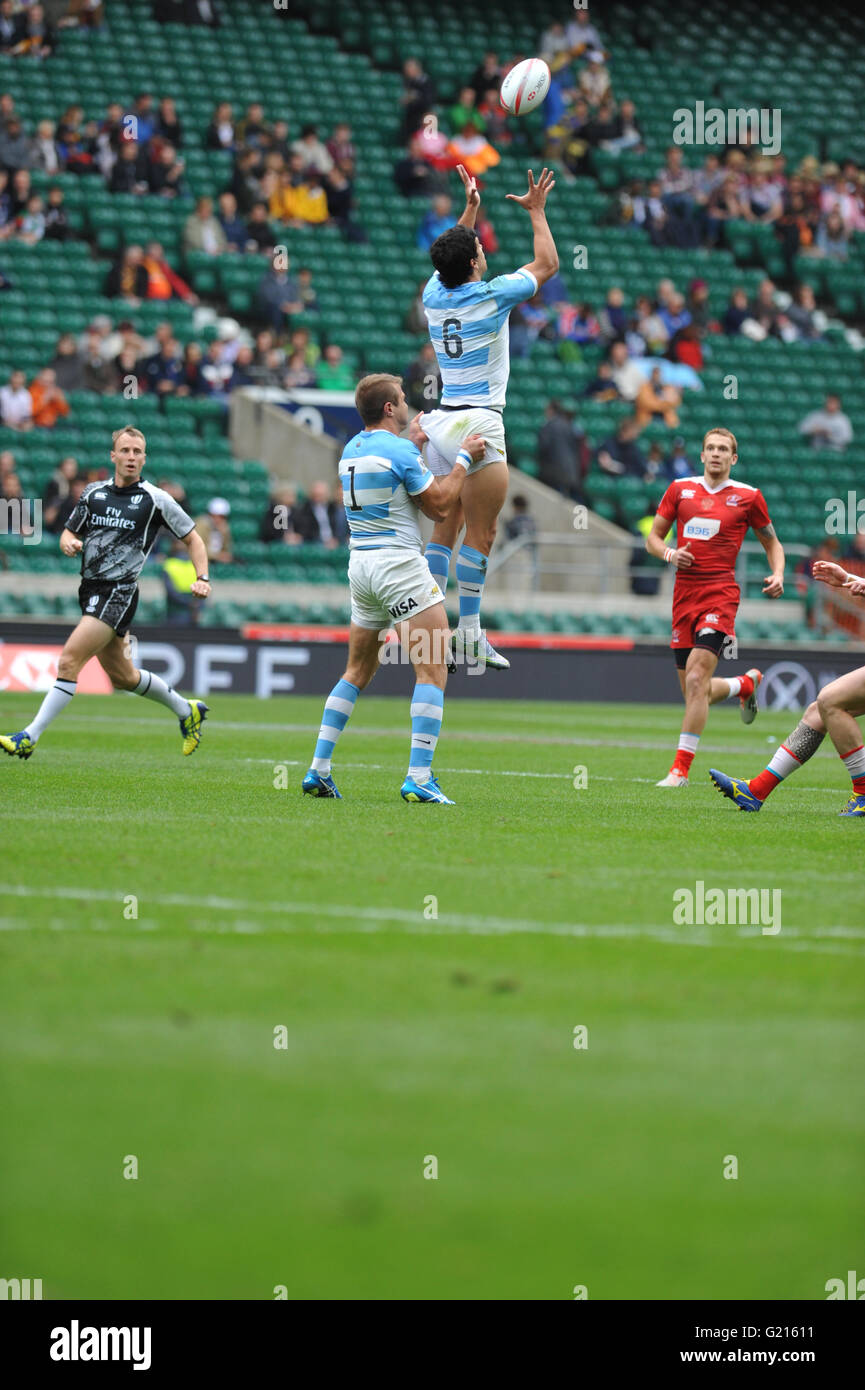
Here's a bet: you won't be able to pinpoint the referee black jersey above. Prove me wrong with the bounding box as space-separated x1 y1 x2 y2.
67 479 195 583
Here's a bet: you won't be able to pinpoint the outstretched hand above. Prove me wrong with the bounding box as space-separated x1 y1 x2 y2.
456 163 480 210
505 167 556 211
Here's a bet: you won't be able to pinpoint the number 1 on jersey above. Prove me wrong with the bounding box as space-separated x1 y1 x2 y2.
347 465 362 511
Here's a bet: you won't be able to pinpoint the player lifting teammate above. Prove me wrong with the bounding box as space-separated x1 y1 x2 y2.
0 426 211 761
710 560 865 817
645 427 786 787
302 374 484 804
419 164 559 671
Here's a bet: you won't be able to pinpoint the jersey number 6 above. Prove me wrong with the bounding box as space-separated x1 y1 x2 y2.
442 317 463 360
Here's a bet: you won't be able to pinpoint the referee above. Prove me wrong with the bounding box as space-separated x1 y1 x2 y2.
1 426 212 760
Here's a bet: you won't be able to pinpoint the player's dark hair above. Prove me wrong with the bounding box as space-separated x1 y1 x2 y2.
355 374 402 427
430 225 481 289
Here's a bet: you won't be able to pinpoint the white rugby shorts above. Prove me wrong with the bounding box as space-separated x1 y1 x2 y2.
348 548 445 630
420 406 508 476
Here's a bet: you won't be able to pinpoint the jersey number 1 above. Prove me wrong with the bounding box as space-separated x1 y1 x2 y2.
347 465 362 511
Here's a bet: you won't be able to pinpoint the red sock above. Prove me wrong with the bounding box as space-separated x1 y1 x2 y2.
673 748 695 775
738 673 755 700
748 768 782 801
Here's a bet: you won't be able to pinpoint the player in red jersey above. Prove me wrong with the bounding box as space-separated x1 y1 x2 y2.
709 561 865 817
645 427 786 786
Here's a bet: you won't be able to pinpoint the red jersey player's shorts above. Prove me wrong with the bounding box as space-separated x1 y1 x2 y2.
671 576 740 650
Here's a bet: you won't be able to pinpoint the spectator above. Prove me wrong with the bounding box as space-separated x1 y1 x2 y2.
49 333 86 393
183 194 227 255
108 140 149 194
599 98 643 154
236 102 270 151
83 327 119 393
631 177 668 243
125 92 156 146
317 344 355 391
0 0 24 53
449 87 485 136
815 208 849 259
776 182 816 275
205 101 234 152
745 162 783 223
400 57 436 140
284 349 316 389
105 244 148 302
325 161 366 240
245 200 277 252
6 168 29 222
566 7 605 58
156 96 182 147
196 497 233 564
177 341 206 395
143 241 198 303
404 341 441 410
798 395 853 452
597 286 628 342
583 360 618 401
669 321 703 370
596 419 647 478
296 266 318 315
608 340 646 401
162 537 203 625
394 128 447 198
216 190 246 249
468 52 501 101
417 193 453 251
30 118 59 174
288 326 318 370
634 365 681 431
747 277 781 338
256 261 302 333
0 170 10 235
77 314 113 360
537 399 583 498
722 287 750 335
291 124 334 179
297 480 341 547
666 437 692 480
703 172 747 246
539 21 572 71
579 50 611 109
200 340 232 399
558 301 601 347
42 185 70 241
446 120 500 178
260 485 303 544
147 141 185 198
271 155 328 226
11 4 54 58
0 116 31 172
658 290 691 338
685 278 714 334
42 455 79 532
13 194 45 244
786 283 822 340
142 335 184 394
326 122 355 169
477 87 510 147
29 368 70 428
0 369 33 429
820 168 863 231
227 345 256 390
505 493 537 543
631 294 669 354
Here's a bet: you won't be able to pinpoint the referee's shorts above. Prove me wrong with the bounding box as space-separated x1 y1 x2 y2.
78 579 139 636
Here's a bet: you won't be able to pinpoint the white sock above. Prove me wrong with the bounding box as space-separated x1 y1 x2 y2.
133 670 191 719
25 679 77 741
726 677 742 698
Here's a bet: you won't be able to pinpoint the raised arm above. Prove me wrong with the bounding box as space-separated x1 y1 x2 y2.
456 163 480 230
505 168 559 286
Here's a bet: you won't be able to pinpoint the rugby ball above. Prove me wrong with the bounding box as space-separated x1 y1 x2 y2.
500 58 551 116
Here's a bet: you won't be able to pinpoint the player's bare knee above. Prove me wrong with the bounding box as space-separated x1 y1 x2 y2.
803 699 825 731
685 668 710 700
57 652 81 681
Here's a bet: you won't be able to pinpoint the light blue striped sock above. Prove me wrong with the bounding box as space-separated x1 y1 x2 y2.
311 677 359 774
456 543 487 634
425 542 451 597
408 682 443 783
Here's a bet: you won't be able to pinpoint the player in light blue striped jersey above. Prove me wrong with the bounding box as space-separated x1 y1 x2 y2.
420 164 559 672
302 373 485 803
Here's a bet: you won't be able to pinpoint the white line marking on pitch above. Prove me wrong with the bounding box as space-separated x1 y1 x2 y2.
0 884 862 954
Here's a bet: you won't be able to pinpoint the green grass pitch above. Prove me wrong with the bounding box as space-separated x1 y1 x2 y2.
0 691 862 1300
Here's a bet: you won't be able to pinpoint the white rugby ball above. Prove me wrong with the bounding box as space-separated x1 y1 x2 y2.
500 58 551 116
